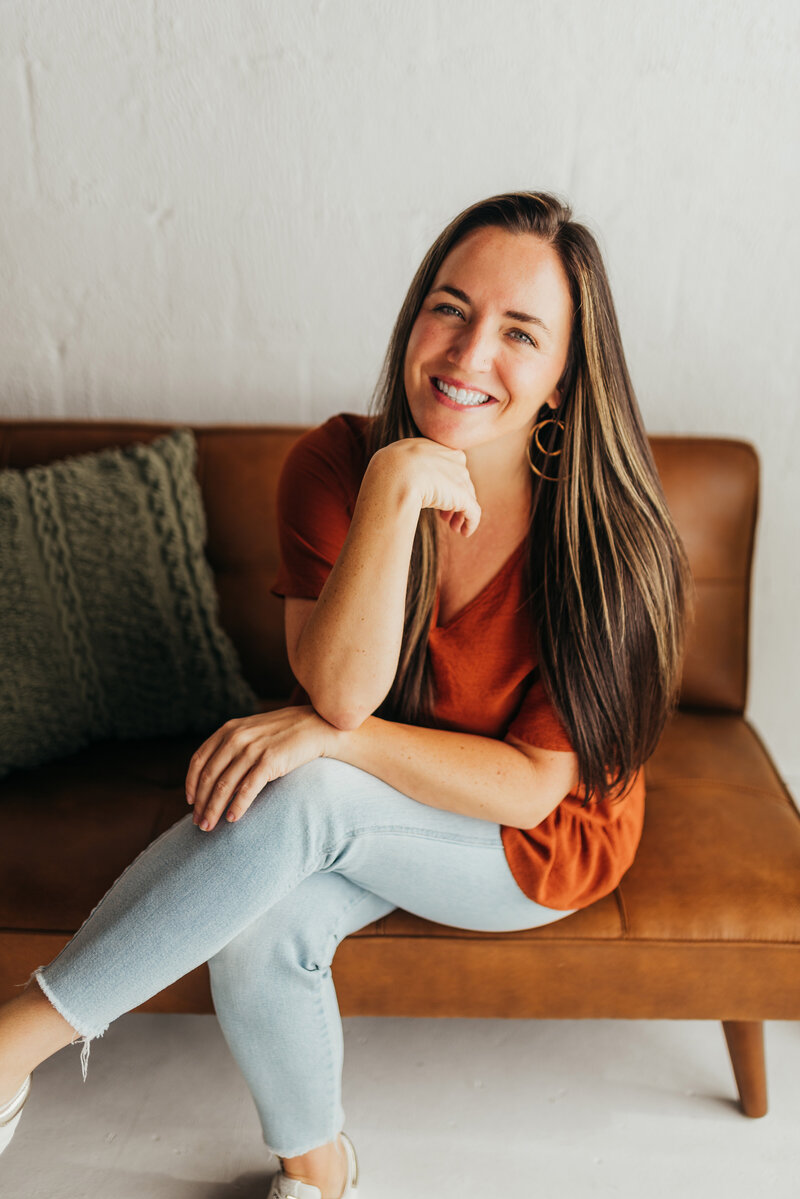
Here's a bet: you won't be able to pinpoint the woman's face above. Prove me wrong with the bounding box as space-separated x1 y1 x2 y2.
403 226 573 456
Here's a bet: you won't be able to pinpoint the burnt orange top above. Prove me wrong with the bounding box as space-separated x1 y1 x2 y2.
270 413 645 910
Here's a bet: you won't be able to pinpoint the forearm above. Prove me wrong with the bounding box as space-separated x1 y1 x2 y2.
325 715 568 828
292 466 422 729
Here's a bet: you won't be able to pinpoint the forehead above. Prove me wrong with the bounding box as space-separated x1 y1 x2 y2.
432 226 572 331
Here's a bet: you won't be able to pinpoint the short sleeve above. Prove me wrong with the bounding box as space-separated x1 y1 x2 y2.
500 667 646 910
504 673 574 752
269 415 366 600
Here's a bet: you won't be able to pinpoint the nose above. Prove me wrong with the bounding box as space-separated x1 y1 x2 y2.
446 320 493 374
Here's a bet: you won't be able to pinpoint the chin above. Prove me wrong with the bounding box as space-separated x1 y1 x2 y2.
415 408 496 453
406 402 456 445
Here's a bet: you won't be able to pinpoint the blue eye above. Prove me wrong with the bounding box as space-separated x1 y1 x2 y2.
432 303 537 348
508 328 536 347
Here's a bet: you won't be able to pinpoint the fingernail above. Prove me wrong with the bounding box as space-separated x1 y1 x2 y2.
200 819 210 831
186 794 194 805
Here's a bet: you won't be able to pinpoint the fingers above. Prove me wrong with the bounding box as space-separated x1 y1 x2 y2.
184 707 324 831
190 751 263 832
452 506 480 536
192 765 235 830
186 722 254 831
461 506 481 535
185 724 230 804
451 468 480 536
438 504 477 532
413 441 480 535
438 507 480 536
197 763 260 830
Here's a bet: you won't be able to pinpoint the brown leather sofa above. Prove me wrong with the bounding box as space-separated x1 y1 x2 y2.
1 418 798 1120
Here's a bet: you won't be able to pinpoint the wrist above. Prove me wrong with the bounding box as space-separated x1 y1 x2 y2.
361 454 421 522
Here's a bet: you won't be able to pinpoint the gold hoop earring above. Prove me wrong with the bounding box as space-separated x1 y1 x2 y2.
526 418 566 481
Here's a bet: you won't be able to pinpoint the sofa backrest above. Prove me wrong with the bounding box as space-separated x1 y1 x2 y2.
0 419 758 713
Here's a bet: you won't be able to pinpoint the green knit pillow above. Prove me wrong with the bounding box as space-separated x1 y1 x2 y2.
0 428 259 779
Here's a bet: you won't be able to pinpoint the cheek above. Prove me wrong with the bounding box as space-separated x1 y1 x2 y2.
404 323 429 392
406 315 443 364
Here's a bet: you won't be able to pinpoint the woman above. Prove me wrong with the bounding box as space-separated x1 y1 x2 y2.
0 192 691 1198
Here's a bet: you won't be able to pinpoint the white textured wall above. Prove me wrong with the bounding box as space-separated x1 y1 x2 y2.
2 0 798 790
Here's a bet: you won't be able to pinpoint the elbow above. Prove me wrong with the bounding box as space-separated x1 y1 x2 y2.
510 765 570 830
303 686 372 731
291 656 377 730
292 659 389 730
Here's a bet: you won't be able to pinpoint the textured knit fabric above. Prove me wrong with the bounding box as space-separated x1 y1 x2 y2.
0 428 258 779
270 413 646 910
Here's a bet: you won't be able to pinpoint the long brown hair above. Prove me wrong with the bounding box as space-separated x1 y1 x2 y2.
366 192 693 805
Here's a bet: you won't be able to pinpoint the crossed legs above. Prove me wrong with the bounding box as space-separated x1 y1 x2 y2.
0 757 573 1189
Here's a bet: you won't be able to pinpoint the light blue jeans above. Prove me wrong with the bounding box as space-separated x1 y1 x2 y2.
34 757 576 1158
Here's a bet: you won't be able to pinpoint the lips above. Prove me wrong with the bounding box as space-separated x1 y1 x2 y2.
429 376 498 410
433 375 496 401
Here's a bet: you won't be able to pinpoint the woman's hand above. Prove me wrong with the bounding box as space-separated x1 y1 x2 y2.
184 705 339 832
368 437 482 536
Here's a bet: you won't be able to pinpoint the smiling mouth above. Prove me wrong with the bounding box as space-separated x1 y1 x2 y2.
431 377 495 406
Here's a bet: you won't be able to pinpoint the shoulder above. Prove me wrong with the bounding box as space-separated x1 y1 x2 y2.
280 412 373 502
271 414 375 594
291 411 371 456
285 412 371 475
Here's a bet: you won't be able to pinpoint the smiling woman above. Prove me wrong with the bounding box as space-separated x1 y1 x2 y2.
404 228 571 435
0 192 692 1199
366 193 692 798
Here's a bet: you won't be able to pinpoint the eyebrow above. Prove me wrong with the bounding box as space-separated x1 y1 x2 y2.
431 285 552 337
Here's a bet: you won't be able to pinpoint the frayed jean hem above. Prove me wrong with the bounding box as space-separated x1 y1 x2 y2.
24 757 577 1147
263 1132 344 1160
29 967 107 1081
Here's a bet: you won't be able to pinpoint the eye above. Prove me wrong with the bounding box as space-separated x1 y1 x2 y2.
432 302 464 318
508 328 537 348
430 303 538 349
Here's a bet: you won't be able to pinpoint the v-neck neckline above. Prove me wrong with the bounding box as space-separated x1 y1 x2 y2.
432 534 527 632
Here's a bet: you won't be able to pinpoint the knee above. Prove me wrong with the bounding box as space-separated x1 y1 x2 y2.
250 757 357 828
221 758 338 835
271 756 350 796
221 757 365 877
208 904 326 985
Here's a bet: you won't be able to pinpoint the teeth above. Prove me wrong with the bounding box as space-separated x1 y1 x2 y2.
434 378 491 406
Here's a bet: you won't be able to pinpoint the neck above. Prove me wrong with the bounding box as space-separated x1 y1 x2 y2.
463 428 532 518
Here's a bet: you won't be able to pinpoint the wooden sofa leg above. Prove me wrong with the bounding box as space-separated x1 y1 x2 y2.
722 1020 768 1117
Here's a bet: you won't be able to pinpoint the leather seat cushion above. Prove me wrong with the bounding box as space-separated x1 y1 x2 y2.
1 711 798 947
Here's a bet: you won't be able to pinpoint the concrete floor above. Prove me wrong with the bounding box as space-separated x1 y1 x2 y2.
1 1013 797 1198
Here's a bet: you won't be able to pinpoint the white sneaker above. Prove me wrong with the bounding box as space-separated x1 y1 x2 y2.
267 1130 359 1198
0 1076 31 1155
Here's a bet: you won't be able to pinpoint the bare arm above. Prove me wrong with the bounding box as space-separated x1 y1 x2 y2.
288 440 481 729
325 714 580 827
188 444 576 831
186 702 580 831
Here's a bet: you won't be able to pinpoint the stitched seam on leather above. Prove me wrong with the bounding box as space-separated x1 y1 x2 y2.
644 779 787 800
6 927 797 945
367 934 800 945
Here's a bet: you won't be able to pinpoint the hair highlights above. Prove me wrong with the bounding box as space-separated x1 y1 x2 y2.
366 192 693 804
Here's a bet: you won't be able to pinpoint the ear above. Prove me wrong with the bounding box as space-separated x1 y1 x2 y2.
544 384 563 411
